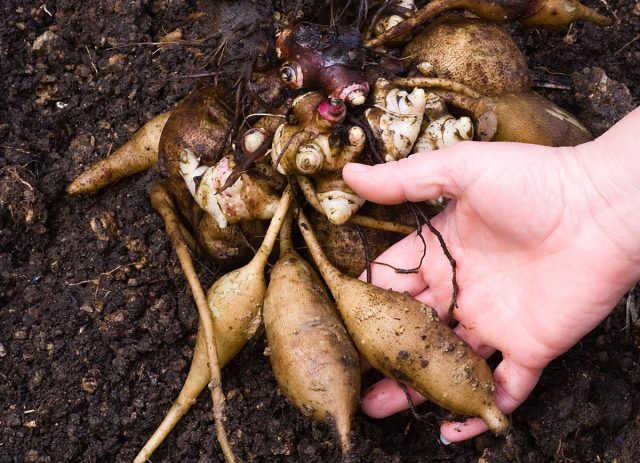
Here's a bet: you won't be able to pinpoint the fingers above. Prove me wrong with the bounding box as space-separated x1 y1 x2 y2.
343 143 474 204
453 324 495 359
361 378 427 418
440 358 543 444
492 358 543 413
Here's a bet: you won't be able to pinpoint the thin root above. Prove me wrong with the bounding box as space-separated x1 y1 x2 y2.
148 183 238 463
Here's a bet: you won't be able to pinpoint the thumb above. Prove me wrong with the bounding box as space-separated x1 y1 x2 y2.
342 142 477 204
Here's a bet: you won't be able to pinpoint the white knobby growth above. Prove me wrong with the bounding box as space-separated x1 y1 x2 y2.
179 151 280 229
365 79 427 162
318 190 366 226
412 115 474 152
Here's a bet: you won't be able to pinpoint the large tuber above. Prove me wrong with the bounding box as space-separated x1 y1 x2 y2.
297 211 510 435
402 16 530 95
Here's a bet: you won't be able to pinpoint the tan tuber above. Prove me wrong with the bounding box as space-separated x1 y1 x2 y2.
263 212 360 454
402 16 531 95
297 211 510 435
67 111 171 195
366 0 612 48
135 186 294 463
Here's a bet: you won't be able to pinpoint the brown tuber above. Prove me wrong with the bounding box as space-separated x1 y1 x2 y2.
297 211 509 435
67 111 171 195
263 212 360 455
135 186 294 463
365 0 612 48
402 17 530 96
159 84 232 180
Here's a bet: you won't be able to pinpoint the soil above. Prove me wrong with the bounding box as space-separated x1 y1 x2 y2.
1 1 639 462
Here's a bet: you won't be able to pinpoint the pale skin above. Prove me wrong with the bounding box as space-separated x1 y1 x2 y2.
342 106 640 443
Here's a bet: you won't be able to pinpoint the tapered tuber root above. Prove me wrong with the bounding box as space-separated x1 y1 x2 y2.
365 78 427 162
365 0 612 48
276 22 370 106
67 111 171 195
297 211 510 435
271 92 366 176
402 16 531 95
146 182 237 463
136 186 294 462
263 212 360 455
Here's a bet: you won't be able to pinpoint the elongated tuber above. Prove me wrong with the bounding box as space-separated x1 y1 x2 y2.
263 212 360 454
67 111 171 195
297 211 509 435
135 186 294 462
365 0 612 48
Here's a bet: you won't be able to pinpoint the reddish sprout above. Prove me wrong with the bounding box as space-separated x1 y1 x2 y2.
317 97 347 123
276 23 370 106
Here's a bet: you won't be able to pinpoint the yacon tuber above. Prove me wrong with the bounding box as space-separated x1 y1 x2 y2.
297 210 509 435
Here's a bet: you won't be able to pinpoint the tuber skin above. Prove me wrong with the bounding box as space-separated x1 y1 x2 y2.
402 16 530 96
271 92 366 177
67 111 171 195
135 186 293 462
304 207 406 278
297 211 510 435
159 84 232 180
263 212 360 455
276 23 370 106
393 80 592 146
365 0 612 48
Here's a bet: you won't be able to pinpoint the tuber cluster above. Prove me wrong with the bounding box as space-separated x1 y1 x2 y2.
65 2 612 461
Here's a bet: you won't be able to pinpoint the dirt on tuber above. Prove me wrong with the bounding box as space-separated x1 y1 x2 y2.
402 16 530 96
297 210 510 435
263 211 360 455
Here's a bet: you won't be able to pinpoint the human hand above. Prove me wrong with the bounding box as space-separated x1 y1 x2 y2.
342 108 640 443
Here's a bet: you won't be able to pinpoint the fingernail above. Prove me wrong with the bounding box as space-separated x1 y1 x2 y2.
344 162 369 173
439 434 450 446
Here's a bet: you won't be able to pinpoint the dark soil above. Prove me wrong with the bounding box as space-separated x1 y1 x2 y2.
1 1 639 462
